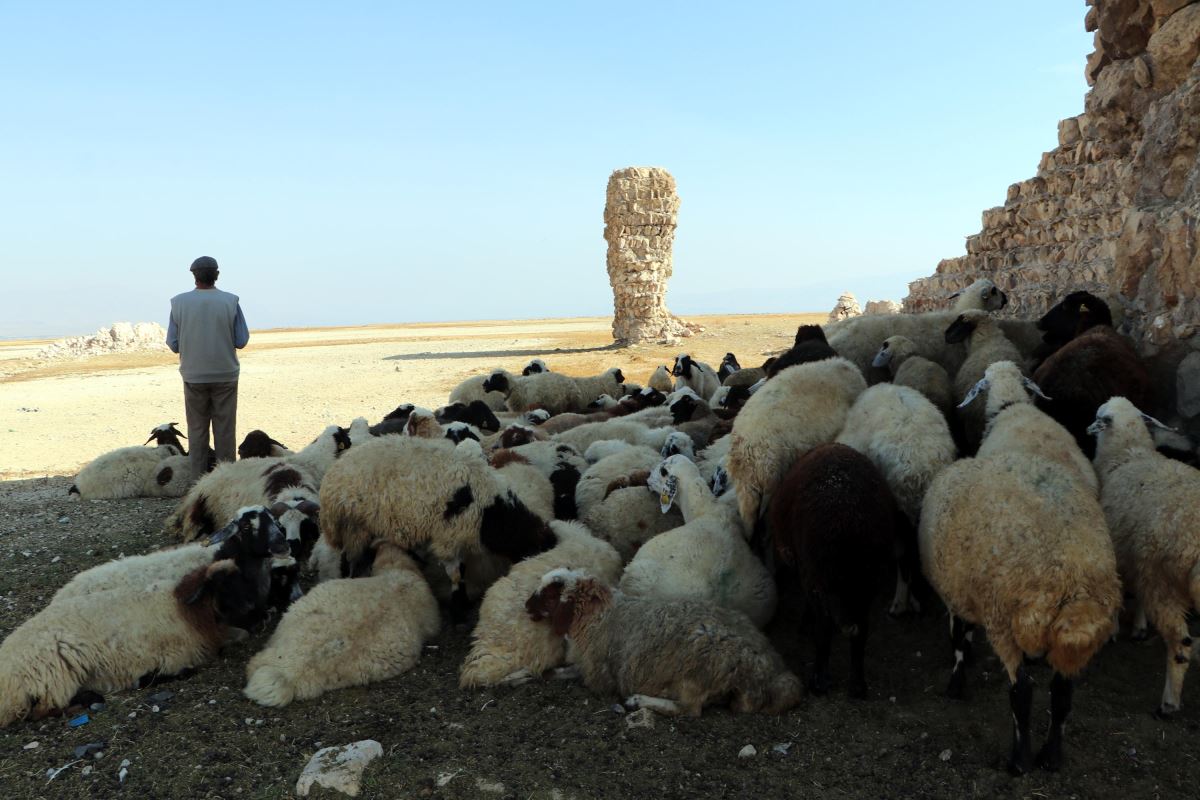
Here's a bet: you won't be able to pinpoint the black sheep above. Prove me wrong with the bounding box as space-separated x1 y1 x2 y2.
767 325 837 378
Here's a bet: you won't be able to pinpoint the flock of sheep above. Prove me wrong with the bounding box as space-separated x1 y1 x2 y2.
3 277 1200 778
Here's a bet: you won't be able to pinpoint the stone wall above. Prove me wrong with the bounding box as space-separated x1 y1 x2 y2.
603 167 695 343
904 0 1200 427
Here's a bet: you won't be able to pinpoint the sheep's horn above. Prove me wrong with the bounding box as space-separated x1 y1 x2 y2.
957 378 989 408
1021 377 1052 401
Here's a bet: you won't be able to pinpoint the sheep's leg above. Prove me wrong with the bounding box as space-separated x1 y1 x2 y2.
847 616 870 699
888 572 918 618
623 694 681 716
808 596 834 696
1131 599 1149 642
1159 627 1193 717
1034 673 1072 772
1006 665 1035 776
945 615 975 700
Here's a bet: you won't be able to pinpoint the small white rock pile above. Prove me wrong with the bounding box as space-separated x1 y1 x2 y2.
36 322 169 361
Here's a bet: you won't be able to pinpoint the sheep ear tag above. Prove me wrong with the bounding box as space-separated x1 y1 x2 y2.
1022 377 1052 401
659 476 678 514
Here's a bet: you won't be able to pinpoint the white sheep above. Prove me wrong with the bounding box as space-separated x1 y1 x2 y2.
460 520 621 688
824 278 1016 377
449 373 509 411
835 383 956 615
959 361 1098 495
243 543 441 707
553 418 677 454
482 369 585 415
620 456 776 627
168 421 361 543
571 367 626 404
1089 397 1200 716
871 335 955 418
0 554 279 727
647 365 674 393
525 569 802 716
671 354 721 399
69 443 191 500
727 356 867 529
919 448 1120 773
945 310 1025 452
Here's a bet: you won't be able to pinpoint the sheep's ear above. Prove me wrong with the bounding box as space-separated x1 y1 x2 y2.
1086 415 1111 436
525 580 563 622
205 520 239 547
947 288 963 299
182 559 237 604
944 315 975 344
957 378 989 409
171 424 187 439
144 433 157 445
871 344 892 368
156 466 174 487
296 499 320 518
1140 412 1176 432
1021 377 1052 401
657 474 679 514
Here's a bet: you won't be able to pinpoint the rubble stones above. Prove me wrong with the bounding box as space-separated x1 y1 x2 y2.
35 322 169 361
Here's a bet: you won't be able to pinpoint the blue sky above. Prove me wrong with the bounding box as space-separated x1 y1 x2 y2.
0 2 1092 338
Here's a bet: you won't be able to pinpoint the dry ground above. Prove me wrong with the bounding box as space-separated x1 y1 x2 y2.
1 316 1198 798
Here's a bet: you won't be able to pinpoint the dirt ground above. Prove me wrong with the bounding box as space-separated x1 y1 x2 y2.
1 316 1198 799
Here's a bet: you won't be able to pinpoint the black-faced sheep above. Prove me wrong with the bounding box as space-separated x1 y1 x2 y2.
767 443 903 697
449 374 509 411
368 404 417 436
766 325 837 378
1090 397 1200 716
1031 294 1151 458
919 450 1120 773
717 352 741 383
145 422 188 454
727 356 867 530
237 430 292 459
243 543 441 706
525 569 802 716
522 358 549 375
0 525 287 727
671 354 720 399
435 400 502 433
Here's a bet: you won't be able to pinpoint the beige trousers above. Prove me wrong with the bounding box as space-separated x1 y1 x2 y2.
183 380 238 480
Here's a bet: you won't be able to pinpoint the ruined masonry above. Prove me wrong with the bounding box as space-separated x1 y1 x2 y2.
604 167 696 343
904 0 1200 428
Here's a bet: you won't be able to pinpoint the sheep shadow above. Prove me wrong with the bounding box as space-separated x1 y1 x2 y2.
384 343 626 362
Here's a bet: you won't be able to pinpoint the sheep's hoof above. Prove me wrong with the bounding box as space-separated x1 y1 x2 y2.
888 598 921 618
1154 704 1179 720
499 669 533 687
1131 627 1150 642
1034 742 1062 772
945 671 966 700
1006 756 1031 777
550 665 581 682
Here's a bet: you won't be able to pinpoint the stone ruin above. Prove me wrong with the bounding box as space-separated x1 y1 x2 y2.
827 292 862 323
904 0 1200 429
864 299 903 315
36 322 169 361
604 167 696 343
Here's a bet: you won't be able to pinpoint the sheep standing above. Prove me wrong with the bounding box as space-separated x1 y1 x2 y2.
727 356 867 530
449 374 509 412
1090 397 1200 716
620 456 776 627
919 450 1120 773
1032 295 1151 457
835 384 956 615
961 361 1098 495
944 310 1024 452
525 569 802 716
482 370 585 415
671 354 720 399
69 443 191 500
243 543 440 706
871 335 955 418
460 521 621 688
767 444 903 696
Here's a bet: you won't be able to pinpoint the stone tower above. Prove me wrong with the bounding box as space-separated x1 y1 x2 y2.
604 167 693 343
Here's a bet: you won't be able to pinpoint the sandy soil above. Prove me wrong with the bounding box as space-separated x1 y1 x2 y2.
1 315 1198 798
0 314 814 479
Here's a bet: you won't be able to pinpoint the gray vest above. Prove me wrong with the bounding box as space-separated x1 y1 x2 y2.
170 289 242 383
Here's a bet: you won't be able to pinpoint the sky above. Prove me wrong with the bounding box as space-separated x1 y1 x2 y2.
0 2 1094 338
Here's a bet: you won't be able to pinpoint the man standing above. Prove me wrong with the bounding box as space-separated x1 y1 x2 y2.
167 256 250 481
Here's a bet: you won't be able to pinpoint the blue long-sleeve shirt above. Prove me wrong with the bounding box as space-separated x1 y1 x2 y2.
166 288 250 383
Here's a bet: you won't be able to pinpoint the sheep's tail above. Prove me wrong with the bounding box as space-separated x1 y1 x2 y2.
735 483 761 532
1045 599 1114 677
243 666 296 708
764 670 804 714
